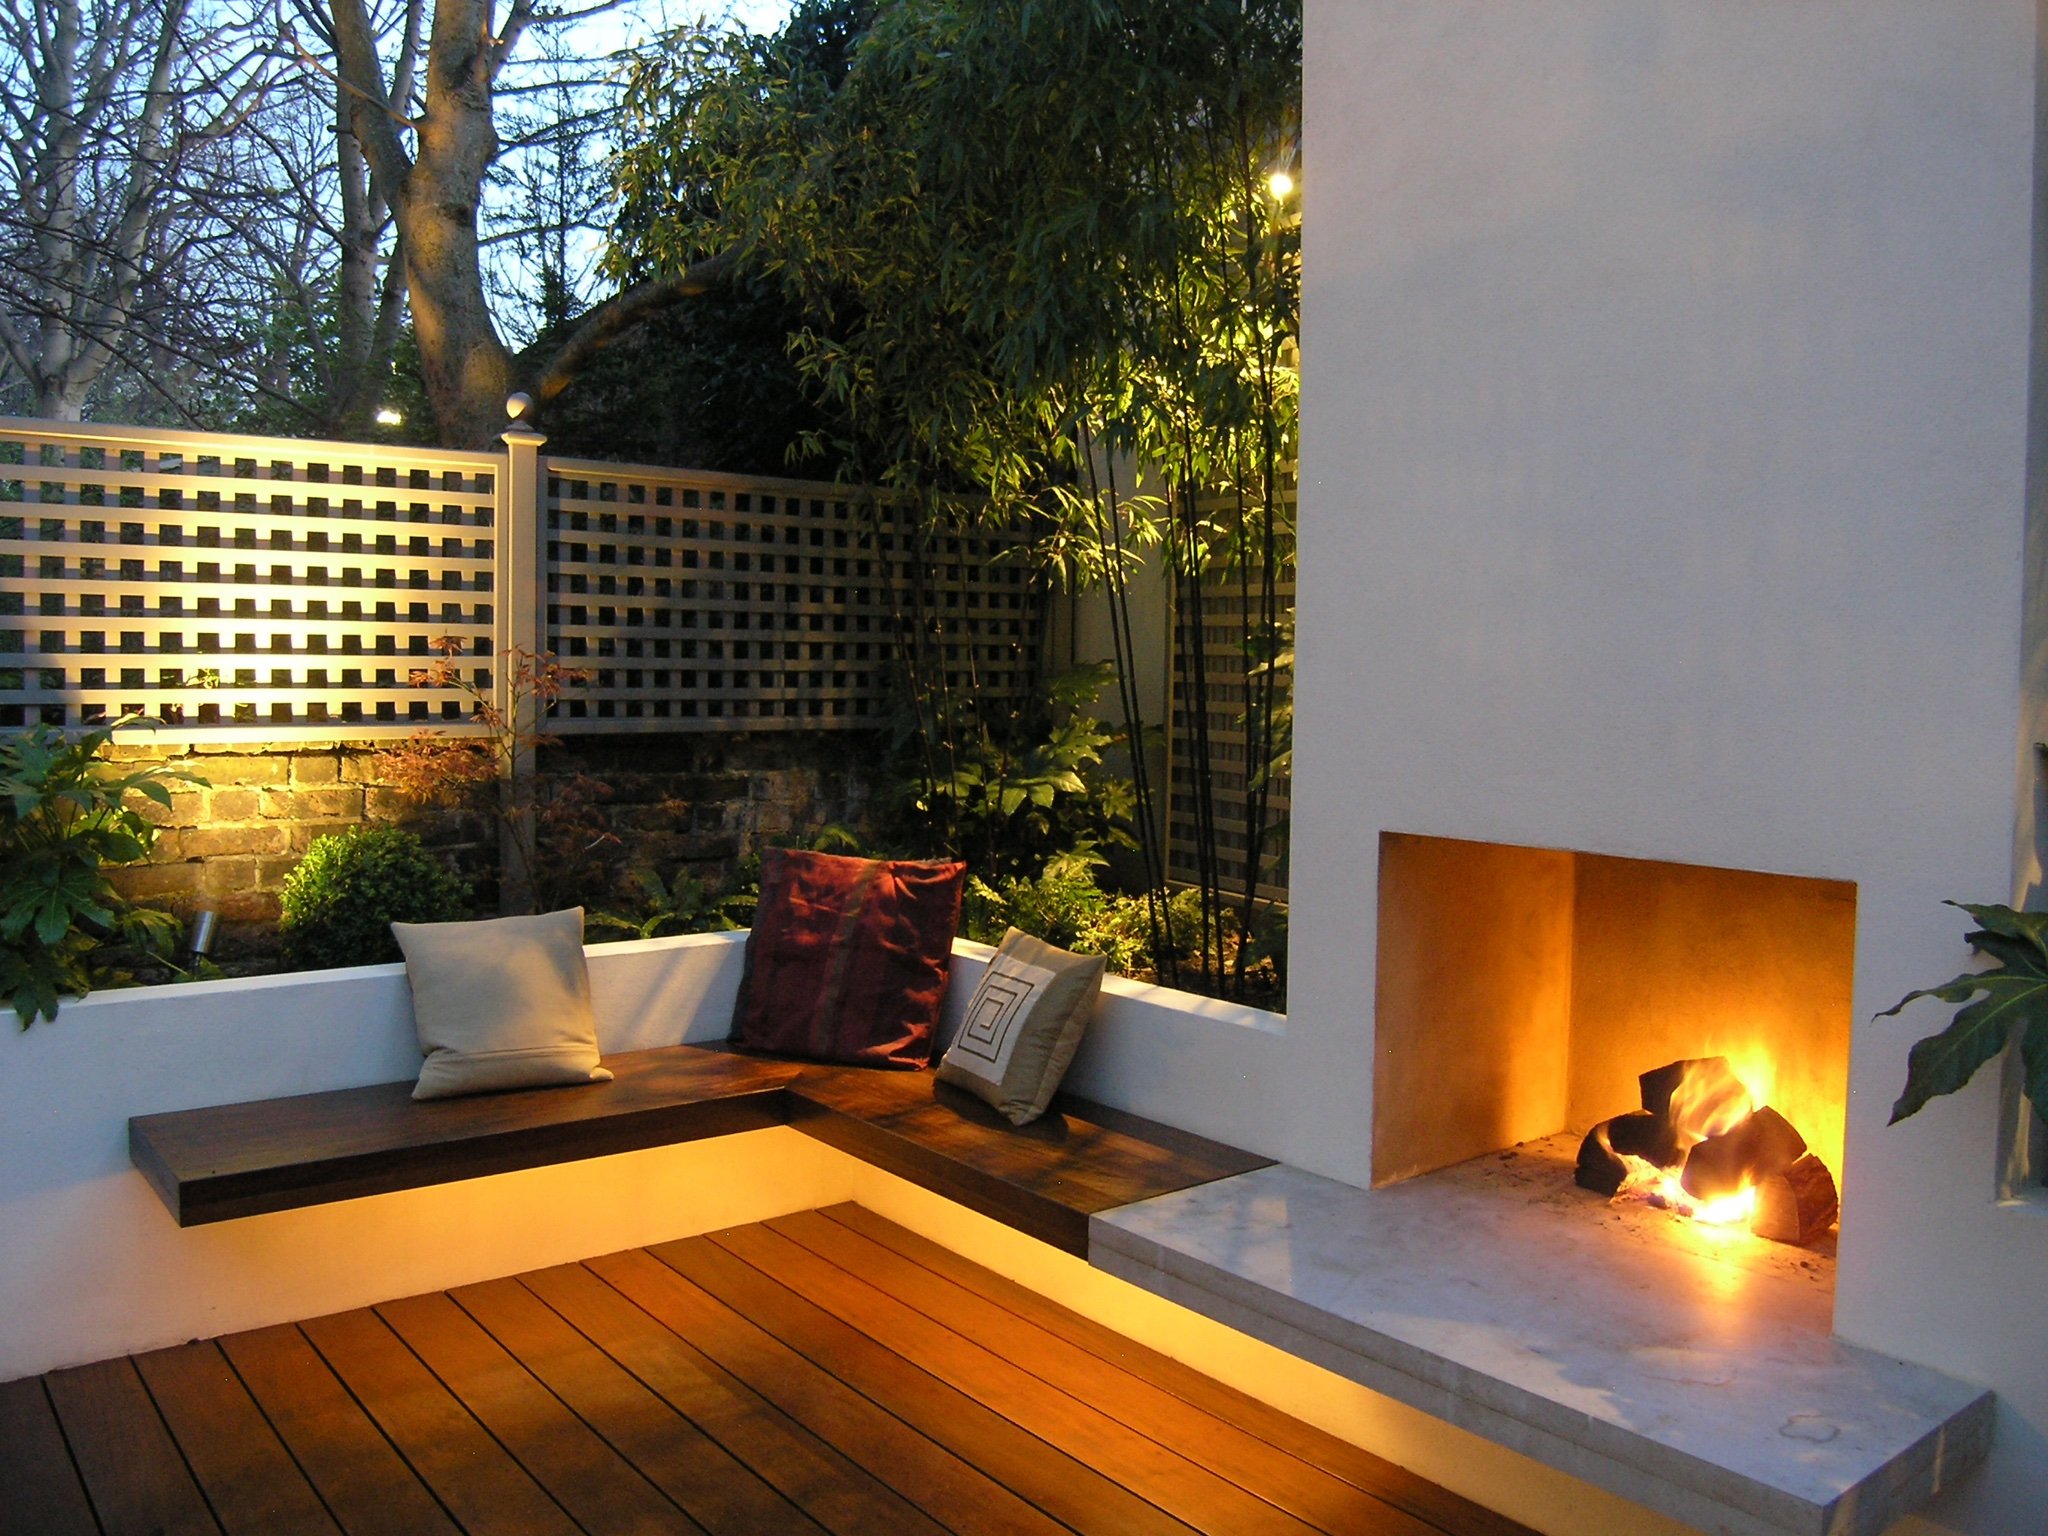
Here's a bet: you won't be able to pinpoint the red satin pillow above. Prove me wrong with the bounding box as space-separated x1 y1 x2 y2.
729 848 967 1068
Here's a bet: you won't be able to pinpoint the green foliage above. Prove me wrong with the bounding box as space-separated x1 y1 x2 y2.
965 859 1284 1006
898 664 1137 883
616 0 1299 1005
588 865 758 942
231 298 432 444
278 827 469 972
565 0 875 475
0 720 196 1024
1880 902 2048 1127
615 0 1298 508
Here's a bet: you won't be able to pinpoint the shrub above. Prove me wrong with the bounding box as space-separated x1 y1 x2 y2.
587 865 757 942
897 664 1139 882
965 859 1284 1006
963 855 1150 976
0 718 198 1024
279 826 469 971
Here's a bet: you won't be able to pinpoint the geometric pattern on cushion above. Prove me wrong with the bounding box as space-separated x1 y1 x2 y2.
729 848 967 1069
936 927 1105 1125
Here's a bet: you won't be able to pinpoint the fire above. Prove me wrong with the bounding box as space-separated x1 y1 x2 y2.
1665 1060 1752 1152
1624 1163 1759 1226
1576 1054 1837 1246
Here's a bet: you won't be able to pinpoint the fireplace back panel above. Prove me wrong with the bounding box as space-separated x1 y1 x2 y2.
1372 832 1855 1187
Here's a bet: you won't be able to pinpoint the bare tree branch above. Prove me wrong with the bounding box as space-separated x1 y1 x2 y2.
527 248 735 407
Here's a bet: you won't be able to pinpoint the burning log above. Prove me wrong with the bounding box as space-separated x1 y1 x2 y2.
1572 1055 1837 1248
1750 1153 1839 1246
1575 1121 1630 1195
1639 1057 1751 1143
1604 1109 1673 1167
1680 1105 1807 1201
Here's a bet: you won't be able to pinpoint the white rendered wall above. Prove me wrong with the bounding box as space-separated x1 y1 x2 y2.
0 928 1284 1381
0 932 869 1380
1296 4 2046 1531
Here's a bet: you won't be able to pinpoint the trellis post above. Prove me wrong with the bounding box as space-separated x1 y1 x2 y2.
496 419 549 911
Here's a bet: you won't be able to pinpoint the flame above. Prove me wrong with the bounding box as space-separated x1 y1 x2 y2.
1617 1158 1758 1225
1724 1049 1775 1117
1674 1179 1758 1227
1666 1061 1752 1154
1617 1056 1770 1231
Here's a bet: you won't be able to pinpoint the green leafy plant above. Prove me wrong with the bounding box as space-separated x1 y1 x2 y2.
1 718 197 1024
902 664 1139 883
961 854 1284 1007
278 826 469 972
588 865 757 942
1879 901 2048 1126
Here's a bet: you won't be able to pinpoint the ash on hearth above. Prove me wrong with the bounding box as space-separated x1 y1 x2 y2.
1575 1056 1838 1248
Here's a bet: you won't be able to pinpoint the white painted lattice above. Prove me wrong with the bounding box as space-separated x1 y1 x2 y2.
1 422 1042 740
0 420 499 737
544 459 1039 731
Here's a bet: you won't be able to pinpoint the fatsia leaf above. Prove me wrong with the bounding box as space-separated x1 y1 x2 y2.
1884 966 2048 1122
2022 1015 2048 1131
1953 901 2048 964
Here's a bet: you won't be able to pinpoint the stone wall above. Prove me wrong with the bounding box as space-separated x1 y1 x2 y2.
104 732 885 964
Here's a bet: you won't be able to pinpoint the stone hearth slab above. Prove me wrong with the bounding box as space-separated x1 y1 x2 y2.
1091 1159 1991 1536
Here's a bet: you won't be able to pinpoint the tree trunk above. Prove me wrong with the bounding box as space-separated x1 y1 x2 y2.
329 0 735 447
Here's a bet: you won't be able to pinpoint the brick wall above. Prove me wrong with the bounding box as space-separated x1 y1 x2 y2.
104 732 884 965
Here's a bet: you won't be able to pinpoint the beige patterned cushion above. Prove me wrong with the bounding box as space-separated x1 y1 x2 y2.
393 908 613 1101
936 928 1104 1125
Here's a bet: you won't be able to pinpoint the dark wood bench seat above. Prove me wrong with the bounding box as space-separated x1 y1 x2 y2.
128 1041 1273 1255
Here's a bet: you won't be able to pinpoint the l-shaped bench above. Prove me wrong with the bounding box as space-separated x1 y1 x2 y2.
128 1039 1273 1257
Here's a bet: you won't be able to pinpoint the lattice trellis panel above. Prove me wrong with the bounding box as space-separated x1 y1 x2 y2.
544 460 1040 731
0 421 499 736
1167 565 1294 905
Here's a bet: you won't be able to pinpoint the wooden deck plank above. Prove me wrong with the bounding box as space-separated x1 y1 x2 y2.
375 1290 705 1536
730 1218 1331 1536
10 1211 1530 1536
586 1246 1066 1536
651 1232 1201 1536
778 1208 1449 1536
519 1261 949 1536
0 1377 98 1536
449 1274 824 1536
217 1324 460 1536
824 1204 1538 1536
44 1356 222 1536
133 1340 341 1535
299 1307 579 1536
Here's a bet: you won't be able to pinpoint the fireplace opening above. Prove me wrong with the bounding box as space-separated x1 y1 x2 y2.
1372 833 1855 1254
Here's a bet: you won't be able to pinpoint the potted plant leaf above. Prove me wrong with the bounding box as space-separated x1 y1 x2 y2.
1880 901 2048 1128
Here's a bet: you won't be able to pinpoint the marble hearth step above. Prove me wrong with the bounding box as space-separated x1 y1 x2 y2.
1090 1156 1992 1536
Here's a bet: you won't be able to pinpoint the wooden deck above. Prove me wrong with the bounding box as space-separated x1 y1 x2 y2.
0 1205 1532 1536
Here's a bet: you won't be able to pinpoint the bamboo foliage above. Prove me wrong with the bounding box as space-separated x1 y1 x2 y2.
614 0 1300 997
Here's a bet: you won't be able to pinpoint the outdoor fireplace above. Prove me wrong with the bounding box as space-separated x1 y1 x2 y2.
1371 832 1855 1261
